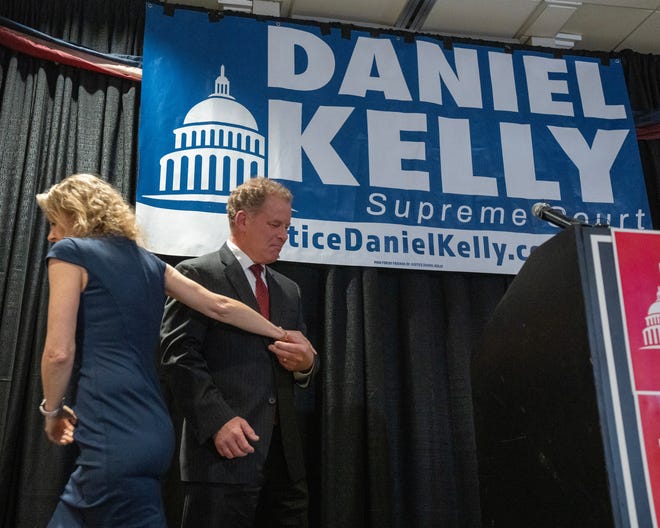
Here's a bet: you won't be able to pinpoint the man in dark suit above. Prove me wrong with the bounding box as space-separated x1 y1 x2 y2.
160 177 318 528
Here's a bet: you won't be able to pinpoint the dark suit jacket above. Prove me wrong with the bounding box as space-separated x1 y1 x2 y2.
160 243 317 485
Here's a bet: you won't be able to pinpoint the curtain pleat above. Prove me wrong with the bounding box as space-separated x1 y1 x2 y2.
1 2 659 527
0 3 143 526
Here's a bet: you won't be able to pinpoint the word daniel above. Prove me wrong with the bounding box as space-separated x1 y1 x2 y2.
267 26 628 204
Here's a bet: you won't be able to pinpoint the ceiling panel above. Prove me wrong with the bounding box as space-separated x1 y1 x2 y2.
616 10 660 53
562 4 655 52
580 0 660 8
421 0 539 41
168 0 660 55
281 0 406 27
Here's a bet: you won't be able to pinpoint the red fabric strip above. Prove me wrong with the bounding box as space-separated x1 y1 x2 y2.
0 26 142 81
637 123 660 141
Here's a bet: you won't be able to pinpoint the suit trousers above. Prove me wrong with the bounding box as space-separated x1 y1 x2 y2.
180 425 308 528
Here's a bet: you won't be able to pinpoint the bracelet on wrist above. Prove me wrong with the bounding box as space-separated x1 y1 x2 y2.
39 398 63 418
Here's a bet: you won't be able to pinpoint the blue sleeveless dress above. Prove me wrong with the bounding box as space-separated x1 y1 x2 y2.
46 237 174 528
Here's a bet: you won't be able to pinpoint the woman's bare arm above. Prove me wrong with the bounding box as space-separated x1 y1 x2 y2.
164 264 286 341
41 259 82 444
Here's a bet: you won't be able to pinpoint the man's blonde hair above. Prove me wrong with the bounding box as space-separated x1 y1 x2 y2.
226 177 292 229
36 173 140 240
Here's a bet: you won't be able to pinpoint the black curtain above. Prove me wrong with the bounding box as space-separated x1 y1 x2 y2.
0 2 658 527
620 50 660 225
0 1 144 526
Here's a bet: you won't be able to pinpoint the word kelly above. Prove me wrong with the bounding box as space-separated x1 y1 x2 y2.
266 26 631 204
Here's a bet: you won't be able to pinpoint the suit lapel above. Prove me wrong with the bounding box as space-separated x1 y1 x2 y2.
219 244 261 315
219 245 282 346
264 269 285 328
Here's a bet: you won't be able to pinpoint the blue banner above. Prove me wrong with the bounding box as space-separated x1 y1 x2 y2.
137 5 651 274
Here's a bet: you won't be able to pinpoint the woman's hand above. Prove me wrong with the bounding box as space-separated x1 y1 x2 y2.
268 330 317 372
44 405 78 445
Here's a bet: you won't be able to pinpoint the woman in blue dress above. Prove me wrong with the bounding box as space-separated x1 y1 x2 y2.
36 173 288 527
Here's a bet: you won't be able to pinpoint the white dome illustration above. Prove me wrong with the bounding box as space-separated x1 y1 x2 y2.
184 66 258 129
648 290 660 316
184 97 258 129
642 285 660 349
151 65 266 203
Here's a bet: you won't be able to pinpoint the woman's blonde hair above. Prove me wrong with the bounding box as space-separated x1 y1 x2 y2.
36 173 140 240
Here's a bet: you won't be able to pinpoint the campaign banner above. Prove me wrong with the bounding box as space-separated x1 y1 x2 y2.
612 229 660 525
137 5 652 274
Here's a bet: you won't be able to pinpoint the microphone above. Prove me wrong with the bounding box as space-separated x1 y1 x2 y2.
531 202 580 229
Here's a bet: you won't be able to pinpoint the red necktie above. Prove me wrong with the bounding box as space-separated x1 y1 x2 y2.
249 264 269 319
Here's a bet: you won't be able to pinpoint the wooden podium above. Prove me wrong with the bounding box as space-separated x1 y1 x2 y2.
472 226 660 527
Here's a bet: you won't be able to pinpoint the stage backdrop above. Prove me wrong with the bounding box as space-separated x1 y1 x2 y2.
137 4 651 274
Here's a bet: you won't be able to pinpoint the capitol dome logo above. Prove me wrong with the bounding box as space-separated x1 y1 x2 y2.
135 65 268 256
642 284 660 350
142 65 265 208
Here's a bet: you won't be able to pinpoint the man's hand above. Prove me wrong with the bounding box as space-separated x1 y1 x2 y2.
44 405 77 445
268 330 317 372
213 417 260 459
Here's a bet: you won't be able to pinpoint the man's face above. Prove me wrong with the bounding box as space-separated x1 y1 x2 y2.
236 195 291 264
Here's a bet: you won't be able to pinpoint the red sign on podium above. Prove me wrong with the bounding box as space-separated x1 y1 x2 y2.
613 229 660 523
